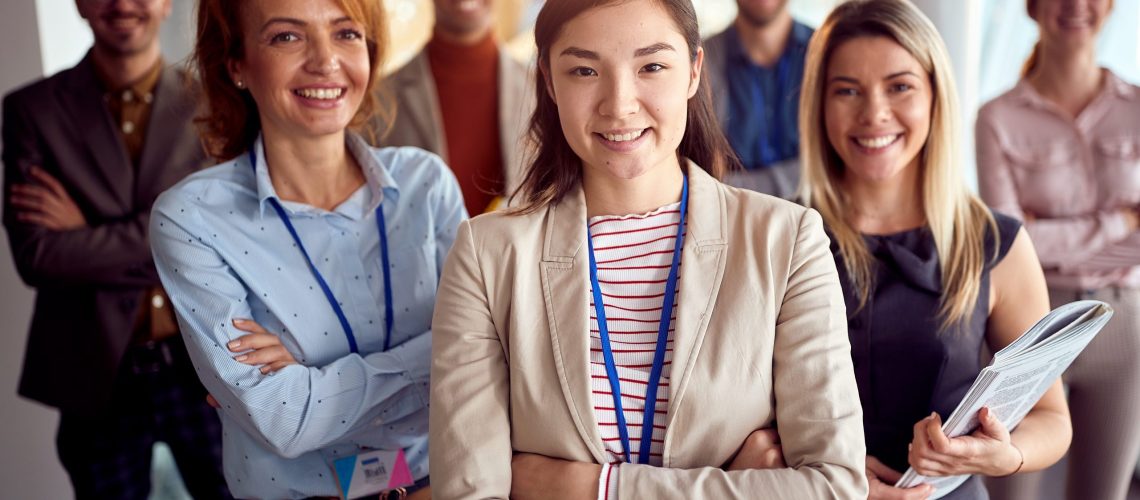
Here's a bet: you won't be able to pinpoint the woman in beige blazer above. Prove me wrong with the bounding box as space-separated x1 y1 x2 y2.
429 0 867 498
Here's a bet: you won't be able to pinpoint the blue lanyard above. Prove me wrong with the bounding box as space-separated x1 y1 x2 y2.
587 174 688 464
248 150 395 354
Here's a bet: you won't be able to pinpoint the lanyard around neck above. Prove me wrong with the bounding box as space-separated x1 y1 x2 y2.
587 174 688 464
248 150 395 354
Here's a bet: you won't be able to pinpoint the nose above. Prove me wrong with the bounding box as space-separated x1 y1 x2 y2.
858 90 891 126
304 37 340 75
598 71 639 118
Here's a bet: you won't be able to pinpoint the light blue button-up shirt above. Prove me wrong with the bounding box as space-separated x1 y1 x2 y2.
150 133 466 499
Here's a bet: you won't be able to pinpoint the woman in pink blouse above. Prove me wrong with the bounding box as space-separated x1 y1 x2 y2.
976 1 1140 499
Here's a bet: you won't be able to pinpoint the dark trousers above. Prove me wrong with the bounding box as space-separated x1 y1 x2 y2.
56 337 232 500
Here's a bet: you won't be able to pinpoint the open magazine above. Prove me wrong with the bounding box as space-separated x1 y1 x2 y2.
895 300 1115 498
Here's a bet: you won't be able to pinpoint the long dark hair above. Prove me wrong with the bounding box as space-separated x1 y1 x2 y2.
512 0 739 213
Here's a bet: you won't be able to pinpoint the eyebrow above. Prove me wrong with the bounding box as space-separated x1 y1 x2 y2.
559 47 599 60
827 71 920 84
634 43 676 57
559 42 678 60
260 16 354 34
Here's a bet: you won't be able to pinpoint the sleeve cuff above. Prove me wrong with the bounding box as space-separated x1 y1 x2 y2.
597 462 619 500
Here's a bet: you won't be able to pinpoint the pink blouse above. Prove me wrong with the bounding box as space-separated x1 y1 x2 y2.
976 69 1140 291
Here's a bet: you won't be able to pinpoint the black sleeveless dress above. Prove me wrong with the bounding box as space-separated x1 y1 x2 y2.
831 211 1021 499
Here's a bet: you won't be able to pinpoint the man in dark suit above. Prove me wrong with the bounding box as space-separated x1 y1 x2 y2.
1 0 230 498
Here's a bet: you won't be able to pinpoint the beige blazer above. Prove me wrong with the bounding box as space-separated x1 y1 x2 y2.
373 47 534 197
430 165 867 499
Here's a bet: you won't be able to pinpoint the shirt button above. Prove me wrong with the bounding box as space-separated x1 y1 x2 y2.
122 90 134 102
122 121 135 134
151 294 166 309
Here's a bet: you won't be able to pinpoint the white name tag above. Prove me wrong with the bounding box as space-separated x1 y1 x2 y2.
331 449 413 500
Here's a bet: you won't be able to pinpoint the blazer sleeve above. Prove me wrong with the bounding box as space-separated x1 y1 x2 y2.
2 92 160 289
429 219 513 500
975 109 1134 270
615 209 868 499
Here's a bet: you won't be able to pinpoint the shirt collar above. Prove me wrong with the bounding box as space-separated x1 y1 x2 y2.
724 20 811 66
249 132 398 220
1010 68 1135 109
97 57 164 98
1102 69 1136 100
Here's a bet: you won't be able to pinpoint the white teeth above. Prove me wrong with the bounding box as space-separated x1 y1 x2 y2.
295 88 344 100
602 129 645 142
856 134 899 149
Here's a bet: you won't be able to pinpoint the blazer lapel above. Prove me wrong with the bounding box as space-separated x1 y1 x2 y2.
662 164 728 466
58 54 133 209
496 50 532 194
539 186 610 463
396 52 448 160
135 66 197 204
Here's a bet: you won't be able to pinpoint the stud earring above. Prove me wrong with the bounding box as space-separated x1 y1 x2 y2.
236 80 245 89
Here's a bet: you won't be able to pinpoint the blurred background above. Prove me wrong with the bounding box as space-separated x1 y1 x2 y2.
0 1 1137 498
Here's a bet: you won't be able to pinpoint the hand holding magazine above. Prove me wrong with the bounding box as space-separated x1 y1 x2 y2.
895 300 1114 498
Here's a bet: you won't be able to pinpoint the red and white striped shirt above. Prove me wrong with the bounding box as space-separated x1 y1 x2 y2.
588 202 682 499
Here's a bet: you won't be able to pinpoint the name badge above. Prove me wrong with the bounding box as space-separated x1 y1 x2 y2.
331 449 413 500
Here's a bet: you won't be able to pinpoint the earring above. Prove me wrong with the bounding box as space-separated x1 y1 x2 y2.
236 80 245 89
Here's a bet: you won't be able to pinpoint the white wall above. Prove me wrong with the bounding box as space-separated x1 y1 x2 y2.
1 1 198 499
0 1 70 498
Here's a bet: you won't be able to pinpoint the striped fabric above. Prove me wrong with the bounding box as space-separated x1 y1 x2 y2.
587 201 682 473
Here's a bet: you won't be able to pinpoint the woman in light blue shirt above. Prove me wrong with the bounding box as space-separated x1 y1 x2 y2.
149 0 464 498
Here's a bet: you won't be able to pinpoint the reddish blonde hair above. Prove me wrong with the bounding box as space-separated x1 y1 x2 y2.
193 0 390 160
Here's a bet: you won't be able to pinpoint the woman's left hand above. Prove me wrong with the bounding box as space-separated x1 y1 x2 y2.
511 453 601 500
908 407 1022 477
228 318 298 374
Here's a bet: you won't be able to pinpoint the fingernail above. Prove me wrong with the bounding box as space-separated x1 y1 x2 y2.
228 340 240 349
234 355 247 362
233 318 247 325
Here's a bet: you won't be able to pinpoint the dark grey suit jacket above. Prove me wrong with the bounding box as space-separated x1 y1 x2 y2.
2 52 208 415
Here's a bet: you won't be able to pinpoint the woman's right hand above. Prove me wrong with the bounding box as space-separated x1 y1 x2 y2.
727 428 786 470
228 318 298 374
866 456 933 500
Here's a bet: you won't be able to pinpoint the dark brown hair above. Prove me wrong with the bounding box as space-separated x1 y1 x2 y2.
193 0 390 161
513 0 739 212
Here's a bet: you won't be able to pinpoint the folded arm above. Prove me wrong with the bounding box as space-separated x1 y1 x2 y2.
975 112 1137 270
150 199 431 458
2 93 159 289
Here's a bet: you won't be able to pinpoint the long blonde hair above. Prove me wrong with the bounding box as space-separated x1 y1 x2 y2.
798 0 996 331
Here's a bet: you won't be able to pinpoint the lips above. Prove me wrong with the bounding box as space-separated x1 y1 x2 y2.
103 13 145 29
854 134 901 150
1058 17 1092 29
600 129 646 142
293 88 346 100
455 0 484 13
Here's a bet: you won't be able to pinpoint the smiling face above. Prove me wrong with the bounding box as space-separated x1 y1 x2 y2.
77 0 172 57
823 35 932 186
545 0 701 184
1031 0 1113 50
228 0 371 142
